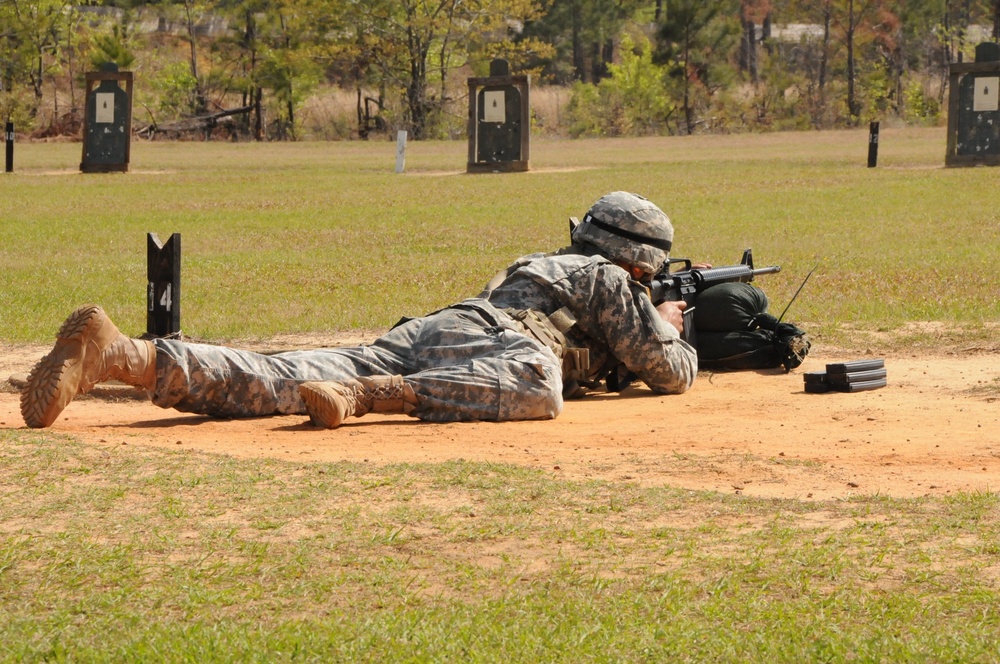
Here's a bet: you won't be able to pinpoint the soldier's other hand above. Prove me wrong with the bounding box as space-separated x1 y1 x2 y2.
692 262 713 269
655 300 687 334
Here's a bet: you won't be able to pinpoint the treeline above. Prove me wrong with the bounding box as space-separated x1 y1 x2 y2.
1 0 997 140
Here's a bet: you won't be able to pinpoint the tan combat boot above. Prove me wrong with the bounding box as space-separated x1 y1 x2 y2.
298 375 417 429
20 304 157 428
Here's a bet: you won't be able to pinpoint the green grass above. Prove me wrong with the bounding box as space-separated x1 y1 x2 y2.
2 127 998 346
2 428 1000 662
4 131 1000 660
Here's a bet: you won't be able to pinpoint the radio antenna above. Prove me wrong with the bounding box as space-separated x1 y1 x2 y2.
777 265 818 323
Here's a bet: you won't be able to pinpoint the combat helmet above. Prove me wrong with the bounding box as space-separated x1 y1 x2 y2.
571 191 673 274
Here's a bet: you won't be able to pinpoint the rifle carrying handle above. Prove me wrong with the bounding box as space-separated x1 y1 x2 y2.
666 257 693 273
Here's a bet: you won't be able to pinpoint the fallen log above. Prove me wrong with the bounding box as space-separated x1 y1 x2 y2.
136 104 255 139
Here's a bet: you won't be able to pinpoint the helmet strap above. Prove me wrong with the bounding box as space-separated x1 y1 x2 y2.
583 214 672 252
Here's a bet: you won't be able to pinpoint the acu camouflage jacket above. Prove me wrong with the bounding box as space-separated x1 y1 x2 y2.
482 250 697 395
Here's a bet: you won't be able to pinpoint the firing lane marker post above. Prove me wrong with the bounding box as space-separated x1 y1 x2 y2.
395 130 407 173
4 122 12 173
146 233 181 339
867 121 879 168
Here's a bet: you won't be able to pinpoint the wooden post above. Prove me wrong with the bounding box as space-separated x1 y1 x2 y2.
395 130 407 173
867 121 879 168
146 233 181 338
4 122 12 173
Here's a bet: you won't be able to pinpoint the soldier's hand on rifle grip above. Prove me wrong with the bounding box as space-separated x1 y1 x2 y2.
655 300 688 335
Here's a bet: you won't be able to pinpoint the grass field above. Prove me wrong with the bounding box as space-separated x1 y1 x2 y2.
2 129 1000 661
2 429 1000 662
2 127 998 345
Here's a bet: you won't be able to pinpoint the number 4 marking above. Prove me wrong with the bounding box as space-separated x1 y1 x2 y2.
160 284 172 311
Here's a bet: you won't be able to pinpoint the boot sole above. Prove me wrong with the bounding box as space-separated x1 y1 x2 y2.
20 305 104 428
299 382 349 429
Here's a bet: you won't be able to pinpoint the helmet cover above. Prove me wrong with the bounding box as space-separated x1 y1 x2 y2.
571 191 673 274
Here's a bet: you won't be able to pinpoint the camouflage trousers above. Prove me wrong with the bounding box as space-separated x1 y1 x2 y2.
150 299 564 422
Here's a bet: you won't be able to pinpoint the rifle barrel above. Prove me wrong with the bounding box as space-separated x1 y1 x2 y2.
754 266 781 276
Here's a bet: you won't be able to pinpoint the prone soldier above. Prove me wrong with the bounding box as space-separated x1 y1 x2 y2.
20 191 697 429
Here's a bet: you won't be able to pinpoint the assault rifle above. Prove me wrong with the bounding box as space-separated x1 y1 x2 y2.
648 248 781 346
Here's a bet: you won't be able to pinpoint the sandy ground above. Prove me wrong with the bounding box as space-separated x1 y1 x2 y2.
2 336 998 501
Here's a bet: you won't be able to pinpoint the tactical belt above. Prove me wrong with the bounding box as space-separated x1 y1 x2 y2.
501 307 591 382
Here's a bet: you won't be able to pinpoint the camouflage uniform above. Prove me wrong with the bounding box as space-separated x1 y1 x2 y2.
483 249 696 396
151 300 562 422
148 250 695 423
